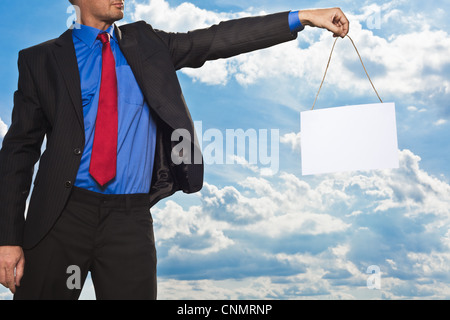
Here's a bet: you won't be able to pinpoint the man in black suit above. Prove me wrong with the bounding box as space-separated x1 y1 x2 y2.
0 0 349 299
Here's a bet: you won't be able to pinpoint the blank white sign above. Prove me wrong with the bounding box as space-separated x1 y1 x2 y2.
301 103 399 175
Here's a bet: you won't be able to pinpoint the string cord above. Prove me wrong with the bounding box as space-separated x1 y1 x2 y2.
311 35 383 110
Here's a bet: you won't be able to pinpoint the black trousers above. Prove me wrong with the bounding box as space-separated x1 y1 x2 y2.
14 187 157 300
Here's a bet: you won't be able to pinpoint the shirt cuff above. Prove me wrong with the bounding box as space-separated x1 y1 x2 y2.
288 10 305 33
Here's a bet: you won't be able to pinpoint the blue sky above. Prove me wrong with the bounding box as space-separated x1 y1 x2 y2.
1 0 450 300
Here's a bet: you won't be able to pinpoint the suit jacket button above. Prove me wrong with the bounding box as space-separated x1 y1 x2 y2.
74 148 82 155
65 181 72 188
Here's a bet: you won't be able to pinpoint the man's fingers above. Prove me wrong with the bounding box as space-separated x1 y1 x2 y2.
325 22 342 38
0 267 6 288
15 256 25 287
332 9 350 37
323 19 345 38
2 265 17 294
300 8 350 38
0 246 25 294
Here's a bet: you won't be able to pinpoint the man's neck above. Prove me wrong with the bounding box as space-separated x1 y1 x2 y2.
77 16 114 31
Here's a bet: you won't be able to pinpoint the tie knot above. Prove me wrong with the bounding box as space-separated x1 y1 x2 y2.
97 32 110 44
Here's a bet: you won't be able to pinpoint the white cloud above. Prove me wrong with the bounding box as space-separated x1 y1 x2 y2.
153 199 234 255
148 146 450 299
342 150 450 217
0 291 12 300
229 19 450 98
434 119 447 126
130 0 250 32
181 60 231 86
280 131 301 152
0 117 7 139
407 106 427 113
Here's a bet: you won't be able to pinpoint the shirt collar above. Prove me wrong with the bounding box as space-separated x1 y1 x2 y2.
72 24 117 48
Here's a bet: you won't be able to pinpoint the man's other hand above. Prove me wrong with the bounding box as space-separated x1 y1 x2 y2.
299 8 350 38
0 246 24 294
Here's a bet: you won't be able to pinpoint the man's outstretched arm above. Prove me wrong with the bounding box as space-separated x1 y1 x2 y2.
153 7 349 70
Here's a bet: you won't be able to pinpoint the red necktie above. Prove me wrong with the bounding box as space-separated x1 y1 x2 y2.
89 32 118 187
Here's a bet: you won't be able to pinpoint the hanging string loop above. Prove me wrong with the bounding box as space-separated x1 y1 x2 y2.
311 35 383 110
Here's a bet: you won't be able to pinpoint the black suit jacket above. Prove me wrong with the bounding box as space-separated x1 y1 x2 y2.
0 12 297 249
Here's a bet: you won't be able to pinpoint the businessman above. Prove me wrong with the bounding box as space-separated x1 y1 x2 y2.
0 0 349 299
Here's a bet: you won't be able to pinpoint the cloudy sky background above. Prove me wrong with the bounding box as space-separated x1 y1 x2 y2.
1 0 449 299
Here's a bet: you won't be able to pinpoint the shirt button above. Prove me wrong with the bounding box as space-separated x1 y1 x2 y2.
65 181 72 188
74 148 82 155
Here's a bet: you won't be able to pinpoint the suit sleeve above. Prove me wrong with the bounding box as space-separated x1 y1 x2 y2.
0 51 47 246
153 11 298 70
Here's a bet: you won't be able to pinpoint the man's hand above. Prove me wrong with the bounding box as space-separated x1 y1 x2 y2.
0 246 24 294
299 8 350 38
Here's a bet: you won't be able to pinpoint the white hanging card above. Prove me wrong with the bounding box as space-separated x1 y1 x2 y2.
301 102 399 176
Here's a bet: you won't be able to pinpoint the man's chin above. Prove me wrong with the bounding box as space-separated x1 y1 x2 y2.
109 12 125 24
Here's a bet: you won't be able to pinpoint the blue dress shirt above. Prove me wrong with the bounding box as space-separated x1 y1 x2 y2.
71 13 303 195
289 11 305 33
72 24 157 194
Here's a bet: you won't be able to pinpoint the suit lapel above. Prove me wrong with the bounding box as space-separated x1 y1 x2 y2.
53 29 84 131
116 24 186 131
116 25 147 95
